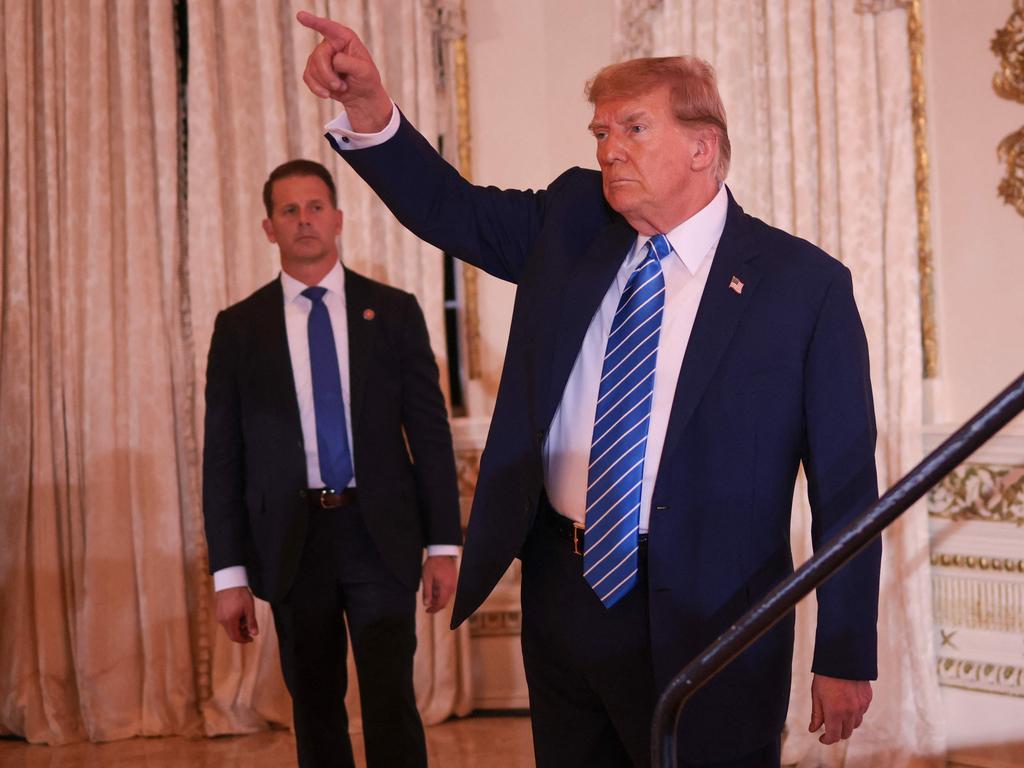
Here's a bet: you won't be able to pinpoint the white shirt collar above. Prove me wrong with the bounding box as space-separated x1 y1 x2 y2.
638 184 729 275
280 260 346 305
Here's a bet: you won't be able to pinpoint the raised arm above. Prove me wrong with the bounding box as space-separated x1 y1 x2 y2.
297 10 567 285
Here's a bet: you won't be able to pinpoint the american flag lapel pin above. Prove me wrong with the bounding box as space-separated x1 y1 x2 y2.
729 275 744 295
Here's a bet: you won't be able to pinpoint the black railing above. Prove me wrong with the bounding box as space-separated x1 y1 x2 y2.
652 371 1024 767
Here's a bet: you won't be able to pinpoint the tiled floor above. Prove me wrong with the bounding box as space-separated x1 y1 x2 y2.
0 716 535 767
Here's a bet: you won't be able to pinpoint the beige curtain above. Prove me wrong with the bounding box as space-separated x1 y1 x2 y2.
186 0 472 737
0 0 200 745
614 1 945 765
1 0 469 747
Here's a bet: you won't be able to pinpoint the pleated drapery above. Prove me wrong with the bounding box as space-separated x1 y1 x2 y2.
612 1 946 765
1 0 198 744
1 0 470 746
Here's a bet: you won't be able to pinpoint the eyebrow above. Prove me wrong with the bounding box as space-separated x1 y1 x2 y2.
588 109 652 133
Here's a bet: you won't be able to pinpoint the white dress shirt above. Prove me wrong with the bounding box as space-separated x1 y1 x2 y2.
543 187 727 531
323 105 727 534
214 261 456 592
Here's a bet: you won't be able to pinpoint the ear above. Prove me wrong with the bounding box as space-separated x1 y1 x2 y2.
262 218 277 244
690 129 718 174
335 208 344 237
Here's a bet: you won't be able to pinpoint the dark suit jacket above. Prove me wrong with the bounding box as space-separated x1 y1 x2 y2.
202 266 462 605
334 116 882 761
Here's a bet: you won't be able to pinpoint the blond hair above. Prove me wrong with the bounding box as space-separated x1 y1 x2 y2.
586 56 731 181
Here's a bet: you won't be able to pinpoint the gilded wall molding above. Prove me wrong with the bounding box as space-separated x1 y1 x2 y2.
931 552 1024 572
992 0 1024 103
468 610 523 637
452 2 482 380
907 0 939 378
932 572 1024 632
927 463 1024 525
992 0 1024 217
937 656 1024 698
996 126 1024 217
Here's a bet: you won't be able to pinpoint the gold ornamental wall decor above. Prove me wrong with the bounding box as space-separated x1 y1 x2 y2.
907 0 939 378
992 0 1024 103
997 126 1024 217
992 0 1024 216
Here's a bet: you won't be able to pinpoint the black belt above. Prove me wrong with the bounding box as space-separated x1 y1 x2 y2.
302 488 358 509
541 502 648 556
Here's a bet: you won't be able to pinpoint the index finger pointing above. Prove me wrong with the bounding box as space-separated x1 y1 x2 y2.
296 10 352 48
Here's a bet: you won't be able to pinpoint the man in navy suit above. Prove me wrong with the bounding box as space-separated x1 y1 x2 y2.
202 159 462 768
297 13 882 768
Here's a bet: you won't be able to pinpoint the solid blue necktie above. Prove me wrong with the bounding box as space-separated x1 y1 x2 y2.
302 286 354 490
583 234 672 607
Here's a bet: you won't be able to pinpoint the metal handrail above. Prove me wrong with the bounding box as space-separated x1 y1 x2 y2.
652 371 1024 767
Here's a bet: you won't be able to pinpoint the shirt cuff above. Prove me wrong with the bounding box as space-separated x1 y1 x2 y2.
324 101 399 150
426 545 461 558
213 565 249 591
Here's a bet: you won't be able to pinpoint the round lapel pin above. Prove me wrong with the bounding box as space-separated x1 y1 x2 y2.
363 308 376 320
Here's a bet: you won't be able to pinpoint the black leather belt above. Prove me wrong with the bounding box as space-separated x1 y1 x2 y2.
541 502 648 556
302 488 358 509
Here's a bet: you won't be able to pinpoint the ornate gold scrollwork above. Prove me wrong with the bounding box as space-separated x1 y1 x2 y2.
992 1 1024 216
997 127 1024 217
992 0 1024 103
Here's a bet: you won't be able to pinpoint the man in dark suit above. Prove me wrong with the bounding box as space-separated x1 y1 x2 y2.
202 159 462 768
297 14 882 768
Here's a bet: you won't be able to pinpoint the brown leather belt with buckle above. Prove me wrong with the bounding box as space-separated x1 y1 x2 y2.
542 503 648 556
302 488 358 509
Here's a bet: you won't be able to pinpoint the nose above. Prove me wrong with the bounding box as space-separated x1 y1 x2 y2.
597 134 626 166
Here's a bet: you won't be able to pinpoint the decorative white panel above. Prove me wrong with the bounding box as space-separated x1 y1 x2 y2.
925 426 1024 766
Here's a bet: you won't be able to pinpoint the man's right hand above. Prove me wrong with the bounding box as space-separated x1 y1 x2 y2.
215 586 259 644
296 11 394 133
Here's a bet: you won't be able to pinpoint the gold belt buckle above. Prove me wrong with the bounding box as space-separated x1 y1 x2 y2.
572 522 585 556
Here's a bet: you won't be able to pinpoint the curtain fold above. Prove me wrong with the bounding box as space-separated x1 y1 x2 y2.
1 0 469 746
613 1 945 765
1 0 198 745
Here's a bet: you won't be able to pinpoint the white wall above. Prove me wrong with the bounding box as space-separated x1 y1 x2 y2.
924 0 1024 429
462 0 613 414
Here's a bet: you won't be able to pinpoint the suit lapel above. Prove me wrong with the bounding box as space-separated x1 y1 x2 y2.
658 192 762 466
344 269 377 434
254 279 305 442
543 217 637 427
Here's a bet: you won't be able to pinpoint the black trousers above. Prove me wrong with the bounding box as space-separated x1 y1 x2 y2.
271 501 426 768
520 497 780 768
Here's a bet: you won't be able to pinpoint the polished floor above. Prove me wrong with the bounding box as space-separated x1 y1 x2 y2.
0 716 535 767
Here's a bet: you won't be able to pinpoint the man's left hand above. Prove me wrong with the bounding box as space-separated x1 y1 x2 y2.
808 674 872 744
421 555 457 613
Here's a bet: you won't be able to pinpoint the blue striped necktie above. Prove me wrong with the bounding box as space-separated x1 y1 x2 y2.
584 233 672 607
302 286 354 490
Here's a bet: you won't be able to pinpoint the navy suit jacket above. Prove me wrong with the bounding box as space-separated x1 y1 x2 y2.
336 116 881 760
202 267 462 604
